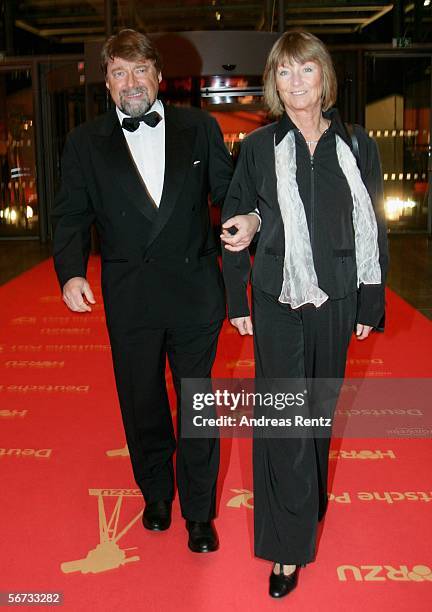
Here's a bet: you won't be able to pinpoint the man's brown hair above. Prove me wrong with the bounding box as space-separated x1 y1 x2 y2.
101 29 162 77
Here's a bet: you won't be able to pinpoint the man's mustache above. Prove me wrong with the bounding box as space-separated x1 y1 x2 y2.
120 87 148 97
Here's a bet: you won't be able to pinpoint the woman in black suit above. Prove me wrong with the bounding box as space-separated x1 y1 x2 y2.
221 30 388 598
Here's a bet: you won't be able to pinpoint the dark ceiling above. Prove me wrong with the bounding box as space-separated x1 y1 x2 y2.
5 1 432 53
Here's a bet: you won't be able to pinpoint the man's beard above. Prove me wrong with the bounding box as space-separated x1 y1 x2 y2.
119 87 152 117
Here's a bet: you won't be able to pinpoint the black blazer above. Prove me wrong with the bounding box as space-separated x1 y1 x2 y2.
222 109 388 328
52 104 233 337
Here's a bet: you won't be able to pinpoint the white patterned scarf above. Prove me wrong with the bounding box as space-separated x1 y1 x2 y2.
275 130 381 308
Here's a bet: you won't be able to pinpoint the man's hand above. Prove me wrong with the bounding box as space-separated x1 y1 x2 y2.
62 277 96 312
230 316 253 335
221 214 260 252
355 323 373 340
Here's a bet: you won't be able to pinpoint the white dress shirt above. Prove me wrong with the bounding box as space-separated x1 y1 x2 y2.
116 99 165 207
117 101 261 234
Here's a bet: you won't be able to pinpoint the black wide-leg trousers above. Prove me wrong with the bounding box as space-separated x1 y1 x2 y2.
109 320 222 522
252 287 357 565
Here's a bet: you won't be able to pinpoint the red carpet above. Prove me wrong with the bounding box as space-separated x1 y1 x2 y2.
1 256 431 611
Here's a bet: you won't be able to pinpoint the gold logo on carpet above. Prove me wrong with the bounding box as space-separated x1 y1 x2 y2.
329 450 396 460
348 358 384 365
106 445 130 457
4 360 65 368
328 492 351 503
11 316 36 325
0 384 89 393
0 409 27 418
337 565 432 582
0 447 51 458
45 345 110 352
8 344 43 352
61 489 142 575
227 489 254 509
226 359 255 369
358 491 432 503
40 295 62 302
42 316 106 323
41 328 91 335
329 491 432 504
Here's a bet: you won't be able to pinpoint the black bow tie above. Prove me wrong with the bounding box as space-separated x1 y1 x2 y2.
121 111 162 132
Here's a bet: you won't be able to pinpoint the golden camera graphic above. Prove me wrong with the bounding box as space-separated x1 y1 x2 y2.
61 489 142 575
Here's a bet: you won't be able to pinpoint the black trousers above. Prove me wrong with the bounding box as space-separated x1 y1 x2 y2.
110 320 222 522
252 287 357 565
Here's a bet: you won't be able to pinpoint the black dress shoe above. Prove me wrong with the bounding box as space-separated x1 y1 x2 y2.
269 564 301 598
142 500 172 531
186 520 219 552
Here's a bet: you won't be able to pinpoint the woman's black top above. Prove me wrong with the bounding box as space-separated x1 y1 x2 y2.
222 108 388 328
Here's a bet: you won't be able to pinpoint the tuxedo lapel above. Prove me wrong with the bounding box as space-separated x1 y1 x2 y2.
144 105 196 250
93 110 157 223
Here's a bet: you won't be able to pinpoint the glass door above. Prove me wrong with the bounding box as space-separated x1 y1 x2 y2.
365 53 432 233
38 59 86 239
0 66 38 238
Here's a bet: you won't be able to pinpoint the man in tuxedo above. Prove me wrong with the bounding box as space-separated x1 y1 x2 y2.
52 29 258 553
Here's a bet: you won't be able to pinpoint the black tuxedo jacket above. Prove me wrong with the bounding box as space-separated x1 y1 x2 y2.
222 109 388 328
52 104 233 338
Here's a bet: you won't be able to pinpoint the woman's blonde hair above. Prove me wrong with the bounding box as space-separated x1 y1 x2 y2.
263 30 337 117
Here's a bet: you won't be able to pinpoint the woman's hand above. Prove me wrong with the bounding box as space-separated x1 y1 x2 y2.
230 316 253 335
221 214 260 251
355 323 373 340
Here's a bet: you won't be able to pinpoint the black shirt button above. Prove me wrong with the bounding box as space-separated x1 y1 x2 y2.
185 257 189 263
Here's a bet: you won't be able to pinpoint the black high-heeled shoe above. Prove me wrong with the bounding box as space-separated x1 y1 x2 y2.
269 563 302 598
